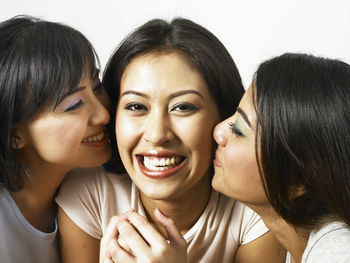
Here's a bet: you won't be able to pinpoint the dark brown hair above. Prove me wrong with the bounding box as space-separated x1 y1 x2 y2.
254 53 350 229
103 17 244 172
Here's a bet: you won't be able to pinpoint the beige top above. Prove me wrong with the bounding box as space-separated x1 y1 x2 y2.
56 166 268 263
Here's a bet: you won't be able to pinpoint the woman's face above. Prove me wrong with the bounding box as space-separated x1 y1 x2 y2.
116 52 220 200
17 71 111 171
212 86 268 207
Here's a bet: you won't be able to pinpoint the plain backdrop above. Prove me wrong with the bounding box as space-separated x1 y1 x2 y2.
2 0 350 88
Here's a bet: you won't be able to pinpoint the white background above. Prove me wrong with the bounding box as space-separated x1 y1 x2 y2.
2 0 350 88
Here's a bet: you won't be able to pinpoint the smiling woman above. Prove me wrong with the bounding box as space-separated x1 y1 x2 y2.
0 15 111 263
56 17 285 263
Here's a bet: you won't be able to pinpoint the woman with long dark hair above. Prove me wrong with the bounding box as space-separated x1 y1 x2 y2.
56 18 284 263
0 15 111 262
213 53 350 262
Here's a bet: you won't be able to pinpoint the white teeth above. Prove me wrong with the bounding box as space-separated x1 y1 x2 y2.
143 156 183 171
83 130 105 143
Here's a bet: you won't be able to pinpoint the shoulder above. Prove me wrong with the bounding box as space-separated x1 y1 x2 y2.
304 221 350 262
214 192 268 244
58 166 130 195
56 166 132 209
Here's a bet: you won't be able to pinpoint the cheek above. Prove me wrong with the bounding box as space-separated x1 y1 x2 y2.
178 118 216 163
226 145 258 181
115 114 139 157
30 117 86 150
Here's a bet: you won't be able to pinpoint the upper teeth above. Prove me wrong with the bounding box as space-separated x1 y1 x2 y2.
83 131 105 143
143 156 182 170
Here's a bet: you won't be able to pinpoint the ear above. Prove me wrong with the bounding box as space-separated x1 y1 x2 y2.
11 124 27 149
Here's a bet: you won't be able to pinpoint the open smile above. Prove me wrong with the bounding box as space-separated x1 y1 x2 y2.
136 153 186 179
82 128 109 147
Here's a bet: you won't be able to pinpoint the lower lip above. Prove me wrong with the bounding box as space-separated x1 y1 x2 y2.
82 132 109 148
213 159 222 167
137 157 186 179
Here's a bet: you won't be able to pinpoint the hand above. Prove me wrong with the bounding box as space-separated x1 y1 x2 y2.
99 209 187 263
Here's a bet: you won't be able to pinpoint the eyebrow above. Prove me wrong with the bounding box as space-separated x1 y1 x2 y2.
237 107 252 128
120 90 150 99
168 90 203 99
120 89 204 100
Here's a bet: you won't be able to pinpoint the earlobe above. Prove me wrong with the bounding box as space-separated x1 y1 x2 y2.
11 125 26 149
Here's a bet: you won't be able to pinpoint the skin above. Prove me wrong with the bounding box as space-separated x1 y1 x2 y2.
213 86 308 263
12 71 111 233
59 53 285 263
116 52 219 216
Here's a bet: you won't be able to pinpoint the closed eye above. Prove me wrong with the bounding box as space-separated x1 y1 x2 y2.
64 100 84 112
228 122 244 137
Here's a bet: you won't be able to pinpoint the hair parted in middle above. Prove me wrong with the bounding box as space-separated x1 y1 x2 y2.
103 17 245 173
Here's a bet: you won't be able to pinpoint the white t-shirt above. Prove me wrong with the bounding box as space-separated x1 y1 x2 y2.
286 221 350 263
56 166 268 263
0 186 60 263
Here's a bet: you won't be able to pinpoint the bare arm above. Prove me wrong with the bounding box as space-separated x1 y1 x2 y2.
58 207 100 263
235 232 286 263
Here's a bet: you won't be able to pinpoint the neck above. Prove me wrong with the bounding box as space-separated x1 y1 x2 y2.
253 205 309 263
10 163 71 233
140 172 211 237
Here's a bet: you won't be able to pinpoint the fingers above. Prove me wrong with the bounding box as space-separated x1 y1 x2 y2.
117 234 134 255
100 213 131 263
154 208 187 252
101 210 187 263
116 217 157 258
123 211 167 246
104 213 129 240
107 238 135 263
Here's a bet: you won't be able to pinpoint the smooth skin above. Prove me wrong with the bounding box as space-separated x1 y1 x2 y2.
12 70 111 235
213 86 306 262
59 53 285 263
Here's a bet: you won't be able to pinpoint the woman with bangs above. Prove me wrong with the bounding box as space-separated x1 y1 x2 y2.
0 15 111 262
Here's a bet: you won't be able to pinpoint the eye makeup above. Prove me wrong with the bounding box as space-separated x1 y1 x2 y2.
229 120 245 137
62 95 84 112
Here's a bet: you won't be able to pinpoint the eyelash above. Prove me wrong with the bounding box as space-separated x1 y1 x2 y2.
125 103 147 112
64 82 103 112
170 103 198 112
64 100 84 112
124 102 198 113
228 122 244 137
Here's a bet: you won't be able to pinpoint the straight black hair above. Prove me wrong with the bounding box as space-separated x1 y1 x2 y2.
103 17 244 172
254 53 350 229
0 15 99 191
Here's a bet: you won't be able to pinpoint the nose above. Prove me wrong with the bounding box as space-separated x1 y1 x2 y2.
88 93 110 127
213 120 227 146
143 109 174 145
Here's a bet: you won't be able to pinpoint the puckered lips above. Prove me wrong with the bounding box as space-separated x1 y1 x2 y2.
213 152 222 167
81 128 109 147
136 151 186 179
